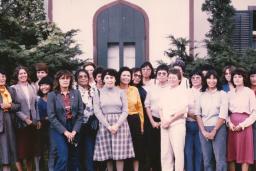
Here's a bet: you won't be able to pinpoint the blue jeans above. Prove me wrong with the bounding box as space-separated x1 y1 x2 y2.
51 121 80 171
199 125 227 171
79 124 96 171
185 121 203 171
48 129 57 171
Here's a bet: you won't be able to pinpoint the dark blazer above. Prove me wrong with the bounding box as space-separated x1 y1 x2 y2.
11 84 39 127
0 87 20 132
47 89 83 134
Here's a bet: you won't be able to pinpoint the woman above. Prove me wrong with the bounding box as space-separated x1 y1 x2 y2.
185 69 203 171
93 67 104 90
47 70 83 171
250 68 256 169
34 62 49 91
34 62 49 171
144 64 170 171
0 69 19 171
196 69 228 171
140 62 155 91
75 69 96 171
227 68 256 171
118 67 144 171
12 66 40 171
173 59 189 89
93 68 134 171
140 62 154 170
132 68 147 105
222 65 235 92
159 68 188 171
250 68 256 95
132 68 148 170
84 62 96 87
37 76 55 171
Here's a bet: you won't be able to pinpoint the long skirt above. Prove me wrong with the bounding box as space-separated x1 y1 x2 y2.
127 114 144 160
0 112 17 164
16 125 37 160
227 112 254 164
253 122 256 160
94 113 135 161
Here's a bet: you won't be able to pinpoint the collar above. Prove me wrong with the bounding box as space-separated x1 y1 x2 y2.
206 88 218 94
78 85 89 91
60 91 70 96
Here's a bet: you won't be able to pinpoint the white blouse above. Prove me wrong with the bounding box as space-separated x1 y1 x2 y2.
187 87 202 121
144 84 169 118
159 86 188 126
228 87 256 128
195 89 228 126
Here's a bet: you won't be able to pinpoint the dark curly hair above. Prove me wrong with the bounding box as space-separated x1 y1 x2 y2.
12 66 31 84
231 68 249 87
189 69 203 88
249 67 256 87
101 68 118 85
140 61 155 80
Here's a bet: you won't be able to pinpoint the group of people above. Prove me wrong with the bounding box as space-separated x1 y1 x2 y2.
0 60 256 171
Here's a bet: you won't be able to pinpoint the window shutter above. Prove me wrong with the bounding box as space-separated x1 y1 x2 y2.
232 11 253 53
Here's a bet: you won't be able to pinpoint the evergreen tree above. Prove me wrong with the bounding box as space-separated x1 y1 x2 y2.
202 0 240 73
164 35 194 63
0 0 82 82
202 0 256 73
163 35 197 75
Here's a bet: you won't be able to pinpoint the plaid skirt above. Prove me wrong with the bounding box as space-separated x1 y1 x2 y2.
93 113 135 161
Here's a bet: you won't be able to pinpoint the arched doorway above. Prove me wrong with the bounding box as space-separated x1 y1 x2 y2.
93 0 149 69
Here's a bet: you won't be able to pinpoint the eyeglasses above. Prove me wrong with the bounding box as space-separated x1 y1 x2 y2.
157 72 167 76
191 76 201 80
133 74 142 79
78 75 88 79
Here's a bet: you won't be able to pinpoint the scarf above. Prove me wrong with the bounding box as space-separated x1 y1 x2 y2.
0 86 12 112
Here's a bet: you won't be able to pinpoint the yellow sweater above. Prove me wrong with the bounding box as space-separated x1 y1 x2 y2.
126 86 144 130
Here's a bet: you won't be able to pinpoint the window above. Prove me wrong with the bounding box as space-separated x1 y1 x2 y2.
107 43 119 70
123 43 135 68
232 11 253 53
253 10 256 48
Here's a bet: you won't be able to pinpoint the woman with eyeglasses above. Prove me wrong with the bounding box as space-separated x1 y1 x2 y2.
185 69 203 171
196 69 228 171
140 62 155 170
227 68 256 171
140 62 155 91
144 64 170 171
74 69 97 171
132 68 147 104
47 70 83 171
222 65 235 92
0 68 20 171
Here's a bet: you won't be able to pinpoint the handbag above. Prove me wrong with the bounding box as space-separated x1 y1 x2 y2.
86 89 100 132
87 114 99 131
